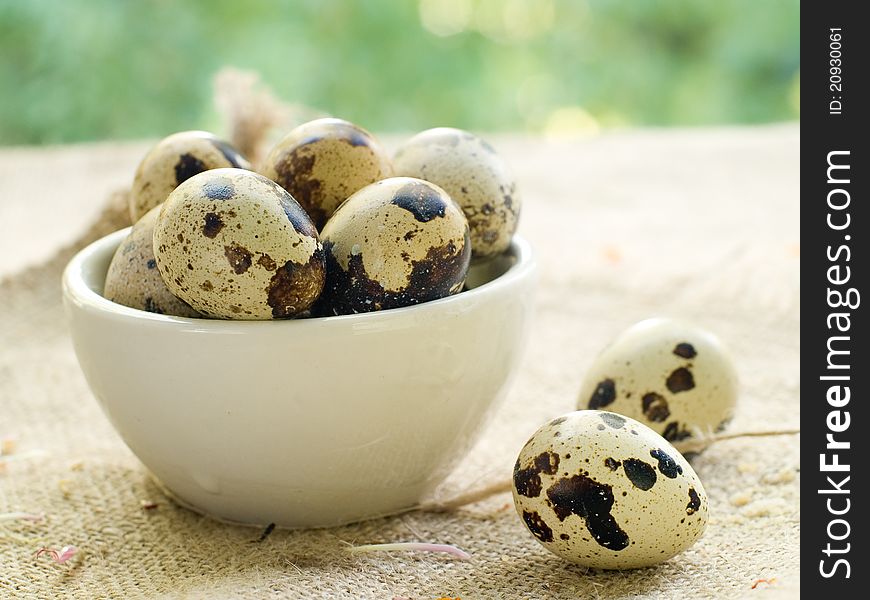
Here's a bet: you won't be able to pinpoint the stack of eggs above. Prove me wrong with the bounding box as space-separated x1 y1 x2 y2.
105 120 520 319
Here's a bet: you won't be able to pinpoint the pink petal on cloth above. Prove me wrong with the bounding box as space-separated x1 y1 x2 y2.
35 545 78 564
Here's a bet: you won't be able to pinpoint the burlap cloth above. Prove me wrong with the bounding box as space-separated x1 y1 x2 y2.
0 125 800 599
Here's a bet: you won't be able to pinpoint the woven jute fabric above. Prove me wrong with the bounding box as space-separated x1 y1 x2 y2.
0 125 800 599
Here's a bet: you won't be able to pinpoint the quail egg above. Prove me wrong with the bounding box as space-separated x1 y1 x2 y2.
260 118 393 229
130 131 250 222
153 168 324 319
577 318 738 442
393 127 520 258
315 177 470 315
103 206 200 318
513 410 708 569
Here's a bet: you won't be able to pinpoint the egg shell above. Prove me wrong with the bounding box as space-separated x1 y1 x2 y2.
153 168 325 320
103 206 200 318
577 318 738 442
315 177 470 315
513 410 708 569
393 127 520 258
260 118 393 229
130 131 250 223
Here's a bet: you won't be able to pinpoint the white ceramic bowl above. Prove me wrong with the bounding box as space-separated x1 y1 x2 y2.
63 228 536 528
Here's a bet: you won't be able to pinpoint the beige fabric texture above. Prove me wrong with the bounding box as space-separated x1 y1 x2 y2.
0 126 800 599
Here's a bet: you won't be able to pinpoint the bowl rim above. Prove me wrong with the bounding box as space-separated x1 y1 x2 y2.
63 228 536 328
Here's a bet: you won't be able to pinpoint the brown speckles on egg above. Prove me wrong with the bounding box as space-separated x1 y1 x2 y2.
641 392 671 422
512 410 708 569
175 153 207 185
153 169 324 319
522 511 554 543
513 451 560 498
266 252 326 319
666 367 695 393
622 458 657 490
274 149 322 223
261 118 393 230
588 378 616 409
577 319 738 447
313 245 385 315
686 488 701 515
277 194 319 239
130 131 250 222
407 238 470 294
673 342 697 358
546 473 629 551
315 177 470 316
257 254 277 271
393 127 519 258
535 451 560 474
650 449 683 478
391 180 448 222
202 212 225 238
103 206 200 318
662 421 692 442
224 244 253 274
514 466 543 498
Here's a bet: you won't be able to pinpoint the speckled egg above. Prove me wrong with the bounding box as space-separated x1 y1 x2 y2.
392 127 520 258
153 168 325 320
315 177 470 315
577 319 738 443
513 410 708 569
103 206 200 318
130 131 250 222
260 118 393 229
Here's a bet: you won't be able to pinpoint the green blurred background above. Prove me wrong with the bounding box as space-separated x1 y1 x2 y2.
1 0 799 145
